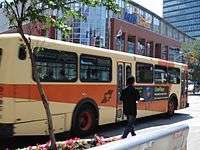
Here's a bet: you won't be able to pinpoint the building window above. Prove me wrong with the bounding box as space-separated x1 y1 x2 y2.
168 48 182 62
167 26 173 38
127 36 135 53
80 54 112 82
161 21 167 36
146 42 153 57
153 17 160 33
155 43 162 58
136 62 153 83
35 48 77 82
136 39 145 55
161 45 168 60
116 33 125 51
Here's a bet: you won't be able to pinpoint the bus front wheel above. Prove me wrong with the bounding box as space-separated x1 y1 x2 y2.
71 104 97 136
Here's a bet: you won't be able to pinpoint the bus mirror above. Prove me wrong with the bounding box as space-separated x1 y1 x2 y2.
18 46 27 60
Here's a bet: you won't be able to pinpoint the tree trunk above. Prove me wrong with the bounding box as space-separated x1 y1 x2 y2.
18 26 57 150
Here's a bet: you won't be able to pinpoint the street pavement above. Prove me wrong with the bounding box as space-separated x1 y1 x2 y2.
96 95 200 149
1 95 199 149
183 95 200 149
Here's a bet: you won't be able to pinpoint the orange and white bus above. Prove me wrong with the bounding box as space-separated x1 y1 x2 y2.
0 34 188 137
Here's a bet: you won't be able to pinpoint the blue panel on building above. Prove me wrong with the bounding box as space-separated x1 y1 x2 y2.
124 12 138 24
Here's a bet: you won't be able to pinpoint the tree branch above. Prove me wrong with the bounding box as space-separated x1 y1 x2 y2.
13 0 20 18
5 1 18 21
21 0 27 20
64 0 77 6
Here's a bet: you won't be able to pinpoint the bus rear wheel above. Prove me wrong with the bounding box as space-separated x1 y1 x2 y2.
167 100 175 117
72 104 97 136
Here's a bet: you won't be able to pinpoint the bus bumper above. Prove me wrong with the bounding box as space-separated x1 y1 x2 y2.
0 123 14 138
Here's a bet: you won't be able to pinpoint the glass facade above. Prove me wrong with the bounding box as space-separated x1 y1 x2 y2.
52 0 194 63
58 0 193 48
163 0 200 39
65 4 107 47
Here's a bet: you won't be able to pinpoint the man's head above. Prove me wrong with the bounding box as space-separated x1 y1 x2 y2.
126 76 135 86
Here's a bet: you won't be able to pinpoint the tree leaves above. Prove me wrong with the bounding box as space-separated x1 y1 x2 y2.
182 40 200 81
1 0 119 37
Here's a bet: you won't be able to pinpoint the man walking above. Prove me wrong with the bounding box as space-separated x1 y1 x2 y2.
120 76 140 138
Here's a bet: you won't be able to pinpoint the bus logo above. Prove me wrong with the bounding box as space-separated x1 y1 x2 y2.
101 90 113 103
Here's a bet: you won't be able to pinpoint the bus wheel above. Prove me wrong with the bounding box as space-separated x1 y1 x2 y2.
167 100 175 117
72 104 97 136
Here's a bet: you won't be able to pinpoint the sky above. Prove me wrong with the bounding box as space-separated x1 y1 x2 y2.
132 0 163 17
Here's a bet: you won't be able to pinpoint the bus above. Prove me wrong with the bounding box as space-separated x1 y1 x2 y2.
0 33 188 137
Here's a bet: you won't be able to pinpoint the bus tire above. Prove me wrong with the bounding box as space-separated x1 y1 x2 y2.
71 104 97 136
167 94 178 117
167 100 175 117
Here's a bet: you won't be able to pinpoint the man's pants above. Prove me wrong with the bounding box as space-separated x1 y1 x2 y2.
122 115 136 138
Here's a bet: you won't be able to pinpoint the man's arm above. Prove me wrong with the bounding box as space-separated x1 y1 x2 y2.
120 89 125 102
135 89 140 101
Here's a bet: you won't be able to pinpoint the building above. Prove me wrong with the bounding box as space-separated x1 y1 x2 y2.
0 1 194 62
163 0 200 39
66 1 193 62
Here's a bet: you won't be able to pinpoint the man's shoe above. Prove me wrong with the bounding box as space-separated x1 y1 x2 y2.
121 135 127 139
131 132 136 136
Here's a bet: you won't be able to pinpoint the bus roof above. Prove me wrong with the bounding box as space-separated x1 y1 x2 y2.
0 33 187 67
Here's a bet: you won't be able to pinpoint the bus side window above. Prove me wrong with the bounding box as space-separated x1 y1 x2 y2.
34 48 77 82
136 62 153 83
154 65 167 84
18 45 27 60
168 67 180 84
80 54 112 82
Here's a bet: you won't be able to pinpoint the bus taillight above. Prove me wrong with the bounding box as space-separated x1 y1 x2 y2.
0 85 3 106
0 85 3 98
0 99 2 112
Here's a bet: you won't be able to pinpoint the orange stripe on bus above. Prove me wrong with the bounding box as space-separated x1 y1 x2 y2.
138 100 168 112
2 84 117 107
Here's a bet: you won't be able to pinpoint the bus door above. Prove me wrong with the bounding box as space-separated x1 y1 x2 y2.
180 70 188 108
116 62 132 122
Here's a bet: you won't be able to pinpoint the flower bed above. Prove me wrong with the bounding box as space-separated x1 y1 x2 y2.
17 135 120 150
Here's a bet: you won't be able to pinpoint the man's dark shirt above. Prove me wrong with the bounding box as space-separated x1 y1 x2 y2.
120 85 140 116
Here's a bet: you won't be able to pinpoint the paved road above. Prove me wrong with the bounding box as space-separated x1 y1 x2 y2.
183 95 200 149
1 95 199 149
95 95 200 149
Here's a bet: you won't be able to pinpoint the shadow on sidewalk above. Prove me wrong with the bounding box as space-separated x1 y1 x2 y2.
0 113 192 149
94 113 193 138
